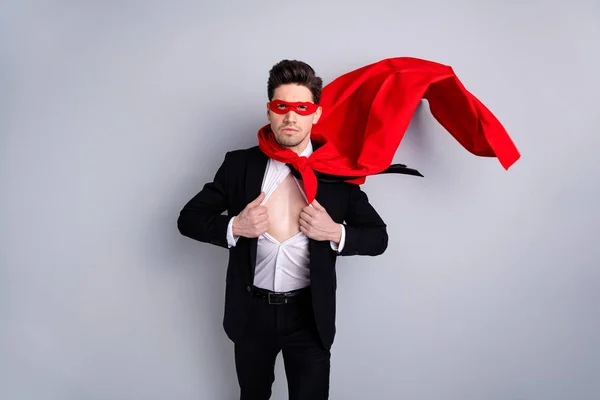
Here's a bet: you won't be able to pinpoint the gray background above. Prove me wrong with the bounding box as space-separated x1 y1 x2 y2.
2 0 599 399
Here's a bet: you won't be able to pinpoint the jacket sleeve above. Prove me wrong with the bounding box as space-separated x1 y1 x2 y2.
338 184 388 256
177 152 232 249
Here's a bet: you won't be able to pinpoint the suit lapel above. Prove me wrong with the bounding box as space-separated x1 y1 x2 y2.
309 139 324 271
245 147 268 275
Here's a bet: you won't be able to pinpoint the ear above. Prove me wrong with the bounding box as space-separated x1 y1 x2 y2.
266 102 271 122
312 106 323 125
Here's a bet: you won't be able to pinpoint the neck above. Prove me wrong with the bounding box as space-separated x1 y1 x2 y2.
288 134 311 156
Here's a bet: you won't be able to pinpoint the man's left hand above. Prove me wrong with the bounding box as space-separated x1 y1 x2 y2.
299 199 342 243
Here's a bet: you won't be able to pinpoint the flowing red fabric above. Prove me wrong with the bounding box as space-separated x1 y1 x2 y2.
257 57 520 203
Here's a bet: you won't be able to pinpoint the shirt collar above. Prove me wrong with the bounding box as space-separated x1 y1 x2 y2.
300 140 313 157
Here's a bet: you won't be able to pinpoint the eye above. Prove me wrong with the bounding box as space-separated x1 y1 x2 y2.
276 104 288 109
297 105 308 111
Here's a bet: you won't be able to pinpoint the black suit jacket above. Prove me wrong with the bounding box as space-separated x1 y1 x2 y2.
177 143 388 350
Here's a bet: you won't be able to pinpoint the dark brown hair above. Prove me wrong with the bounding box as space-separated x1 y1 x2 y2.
267 60 323 104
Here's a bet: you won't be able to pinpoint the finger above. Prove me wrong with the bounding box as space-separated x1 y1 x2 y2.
299 224 316 239
252 219 267 231
252 211 269 221
253 206 268 216
311 199 323 210
252 217 268 227
299 211 312 222
257 221 269 231
248 208 268 221
248 192 265 207
299 218 309 228
302 206 318 217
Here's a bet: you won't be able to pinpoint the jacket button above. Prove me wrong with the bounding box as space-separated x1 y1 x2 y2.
246 285 252 292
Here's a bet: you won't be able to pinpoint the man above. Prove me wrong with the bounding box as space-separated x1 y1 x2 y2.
177 59 388 399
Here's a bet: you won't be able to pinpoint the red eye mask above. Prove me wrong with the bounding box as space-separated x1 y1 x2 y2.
268 100 319 116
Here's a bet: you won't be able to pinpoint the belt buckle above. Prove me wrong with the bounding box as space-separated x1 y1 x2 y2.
268 292 287 305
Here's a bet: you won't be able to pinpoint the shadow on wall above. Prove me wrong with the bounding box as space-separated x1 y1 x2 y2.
392 100 464 188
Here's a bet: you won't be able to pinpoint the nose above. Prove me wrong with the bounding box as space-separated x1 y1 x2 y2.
283 110 298 123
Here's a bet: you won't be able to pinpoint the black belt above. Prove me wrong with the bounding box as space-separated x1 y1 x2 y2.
251 286 310 305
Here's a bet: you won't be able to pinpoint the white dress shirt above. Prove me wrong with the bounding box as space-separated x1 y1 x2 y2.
226 141 346 292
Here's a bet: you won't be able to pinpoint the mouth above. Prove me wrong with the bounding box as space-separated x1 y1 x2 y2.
282 128 298 133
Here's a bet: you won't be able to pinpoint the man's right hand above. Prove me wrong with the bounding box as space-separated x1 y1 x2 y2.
232 192 269 238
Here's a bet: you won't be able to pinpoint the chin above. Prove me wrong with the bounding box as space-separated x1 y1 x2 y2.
275 132 304 148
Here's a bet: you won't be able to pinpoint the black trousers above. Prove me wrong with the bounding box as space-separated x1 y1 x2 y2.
234 286 331 400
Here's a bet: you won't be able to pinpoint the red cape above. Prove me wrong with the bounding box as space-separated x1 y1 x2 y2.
258 57 520 201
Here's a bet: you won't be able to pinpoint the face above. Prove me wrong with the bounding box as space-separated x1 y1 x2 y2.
267 84 322 153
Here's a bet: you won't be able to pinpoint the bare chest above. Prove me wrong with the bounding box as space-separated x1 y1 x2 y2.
263 174 307 243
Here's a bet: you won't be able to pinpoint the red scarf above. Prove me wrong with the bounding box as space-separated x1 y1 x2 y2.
258 57 520 203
